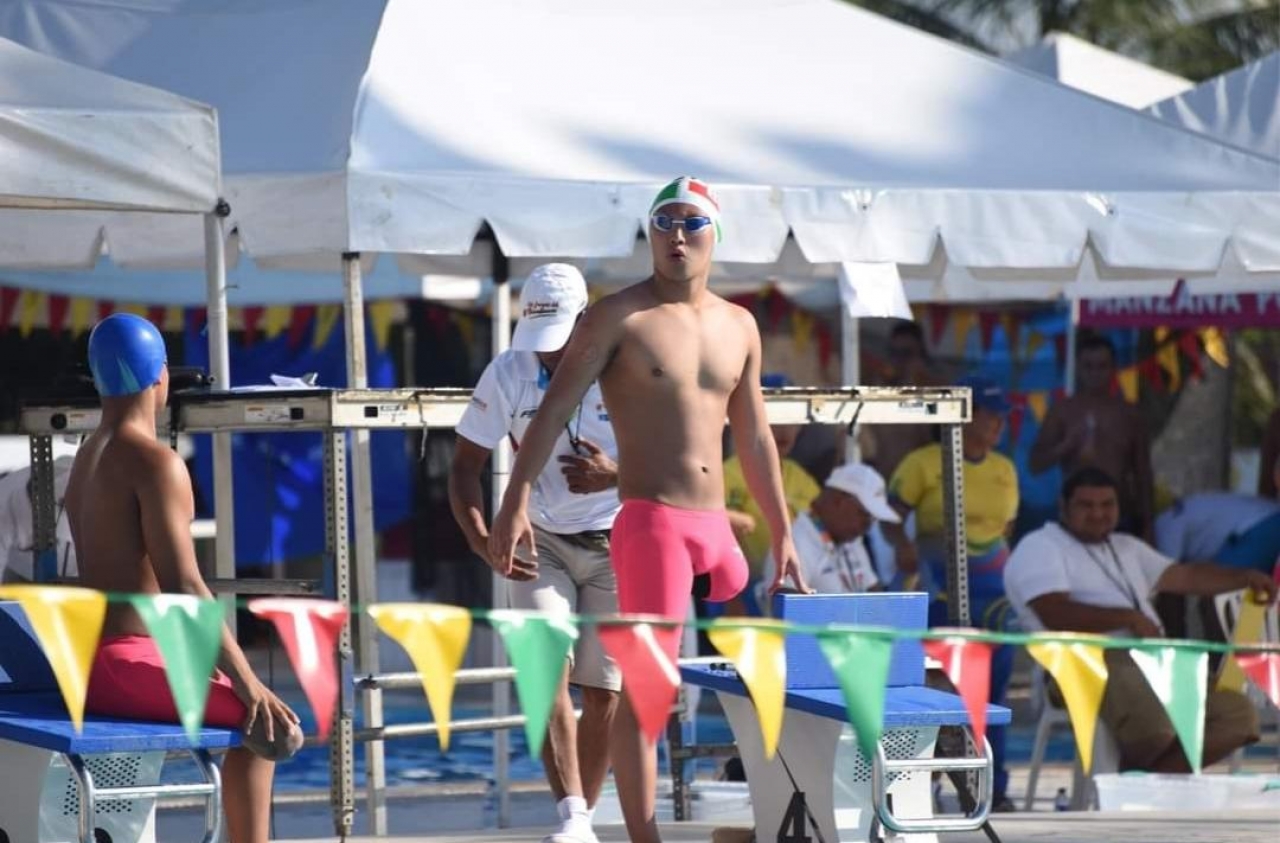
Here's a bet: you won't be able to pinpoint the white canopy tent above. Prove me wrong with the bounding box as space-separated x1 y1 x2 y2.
1005 31 1193 108
1147 52 1280 164
0 33 238 595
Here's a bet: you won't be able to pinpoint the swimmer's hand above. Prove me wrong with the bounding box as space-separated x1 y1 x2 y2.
489 504 539 581
768 536 813 596
236 677 301 753
558 438 618 494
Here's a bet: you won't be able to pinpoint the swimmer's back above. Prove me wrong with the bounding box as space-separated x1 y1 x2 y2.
65 427 179 636
594 281 755 510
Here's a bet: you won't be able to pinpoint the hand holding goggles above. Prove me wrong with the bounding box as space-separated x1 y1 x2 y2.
651 213 715 235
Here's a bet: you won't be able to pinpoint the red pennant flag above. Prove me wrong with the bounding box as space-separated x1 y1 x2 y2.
1236 653 1280 710
763 287 788 330
147 306 167 329
924 637 993 749
816 325 834 371
242 306 265 346
288 305 316 349
48 295 70 336
1007 405 1025 445
598 621 682 742
248 598 348 739
97 301 114 323
1179 332 1203 380
928 304 948 347
1139 357 1163 390
1053 334 1068 369
0 288 18 333
978 312 1000 353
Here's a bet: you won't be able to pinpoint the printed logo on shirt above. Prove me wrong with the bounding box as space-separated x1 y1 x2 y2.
518 406 539 419
597 403 610 421
470 396 488 412
523 301 560 319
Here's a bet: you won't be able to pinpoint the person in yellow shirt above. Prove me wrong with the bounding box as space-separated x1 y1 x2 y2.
723 375 820 615
884 374 1019 811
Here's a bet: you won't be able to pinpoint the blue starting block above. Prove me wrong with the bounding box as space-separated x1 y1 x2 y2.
681 593 1011 843
0 602 238 843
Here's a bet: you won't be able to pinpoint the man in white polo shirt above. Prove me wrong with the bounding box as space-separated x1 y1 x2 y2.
758 463 900 608
449 264 620 843
1004 467 1274 772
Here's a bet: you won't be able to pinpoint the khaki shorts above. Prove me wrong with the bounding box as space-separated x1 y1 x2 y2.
506 526 621 692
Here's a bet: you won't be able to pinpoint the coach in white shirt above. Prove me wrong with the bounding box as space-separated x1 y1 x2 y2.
1004 466 1273 772
450 264 619 843
758 463 900 610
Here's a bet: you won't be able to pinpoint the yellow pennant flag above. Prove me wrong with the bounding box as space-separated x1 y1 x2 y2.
1027 391 1049 423
951 310 977 354
368 604 471 750
1156 341 1181 393
1199 327 1229 368
707 620 787 759
452 312 476 349
790 310 813 355
369 300 397 352
1116 367 1140 403
312 304 343 351
119 302 147 318
164 307 185 333
1216 595 1267 694
1027 640 1108 772
69 298 95 337
0 586 106 731
263 305 292 341
1024 331 1046 363
17 290 43 337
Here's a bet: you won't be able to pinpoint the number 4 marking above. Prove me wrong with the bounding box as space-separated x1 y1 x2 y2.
777 791 812 843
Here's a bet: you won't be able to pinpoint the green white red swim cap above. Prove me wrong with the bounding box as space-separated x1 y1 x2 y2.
650 176 722 242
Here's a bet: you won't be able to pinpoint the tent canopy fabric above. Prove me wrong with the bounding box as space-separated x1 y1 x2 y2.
0 0 1276 300
1147 53 1280 164
1005 31 1193 109
0 35 219 215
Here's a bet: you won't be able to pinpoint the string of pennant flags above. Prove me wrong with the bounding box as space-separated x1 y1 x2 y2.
2 586 1277 774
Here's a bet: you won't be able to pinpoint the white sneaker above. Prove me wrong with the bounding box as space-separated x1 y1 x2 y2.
541 797 598 843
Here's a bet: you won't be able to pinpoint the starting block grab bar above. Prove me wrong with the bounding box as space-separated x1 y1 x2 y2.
66 749 223 843
872 737 993 835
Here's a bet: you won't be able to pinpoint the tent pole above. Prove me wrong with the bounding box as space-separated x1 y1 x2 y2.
203 209 236 632
342 253 388 837
490 241 513 828
1065 297 1080 396
841 308 861 462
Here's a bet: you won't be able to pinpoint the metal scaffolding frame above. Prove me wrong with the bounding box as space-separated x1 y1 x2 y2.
20 384 971 839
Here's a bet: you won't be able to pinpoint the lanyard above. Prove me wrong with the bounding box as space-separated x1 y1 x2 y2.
1074 532 1143 613
537 363 586 455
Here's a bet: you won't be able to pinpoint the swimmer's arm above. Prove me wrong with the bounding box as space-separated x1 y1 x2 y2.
726 315 791 548
503 304 620 507
137 449 259 691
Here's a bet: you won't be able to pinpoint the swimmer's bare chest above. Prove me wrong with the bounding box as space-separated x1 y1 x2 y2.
599 300 749 507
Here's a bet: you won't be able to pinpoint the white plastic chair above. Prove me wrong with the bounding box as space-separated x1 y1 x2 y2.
1213 589 1280 772
1023 663 1120 811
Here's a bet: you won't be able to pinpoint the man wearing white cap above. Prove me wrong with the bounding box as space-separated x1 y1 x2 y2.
759 463 901 606
450 263 621 843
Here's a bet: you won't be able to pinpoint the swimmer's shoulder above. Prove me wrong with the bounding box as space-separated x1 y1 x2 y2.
102 431 189 494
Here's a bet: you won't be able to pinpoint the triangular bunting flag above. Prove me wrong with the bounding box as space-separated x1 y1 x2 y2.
1027 391 1049 423
242 306 265 346
248 598 348 740
48 295 70 336
1156 340 1181 393
0 586 106 731
978 311 1000 353
707 620 787 758
489 610 580 756
69 297 95 338
263 305 292 342
1027 641 1108 772
288 305 317 349
0 287 18 332
1235 653 1280 710
369 301 397 352
1129 645 1207 773
1217 596 1267 693
1199 327 1229 368
817 631 893 760
1116 367 1140 403
369 604 471 751
312 305 343 351
147 306 167 331
951 310 977 354
129 594 225 741
927 304 949 347
923 637 992 749
597 621 682 743
17 290 43 337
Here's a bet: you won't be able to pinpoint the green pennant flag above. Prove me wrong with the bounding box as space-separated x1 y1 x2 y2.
1129 645 1207 773
489 610 579 757
817 631 892 761
130 594 225 742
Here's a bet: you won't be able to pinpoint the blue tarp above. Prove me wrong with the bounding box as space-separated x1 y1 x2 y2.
184 314 410 568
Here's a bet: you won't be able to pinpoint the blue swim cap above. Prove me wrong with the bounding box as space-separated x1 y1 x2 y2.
87 314 167 397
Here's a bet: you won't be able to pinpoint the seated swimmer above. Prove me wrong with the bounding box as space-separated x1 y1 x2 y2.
66 314 302 843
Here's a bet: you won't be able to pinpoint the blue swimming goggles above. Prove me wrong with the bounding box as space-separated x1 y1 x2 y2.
651 213 715 235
